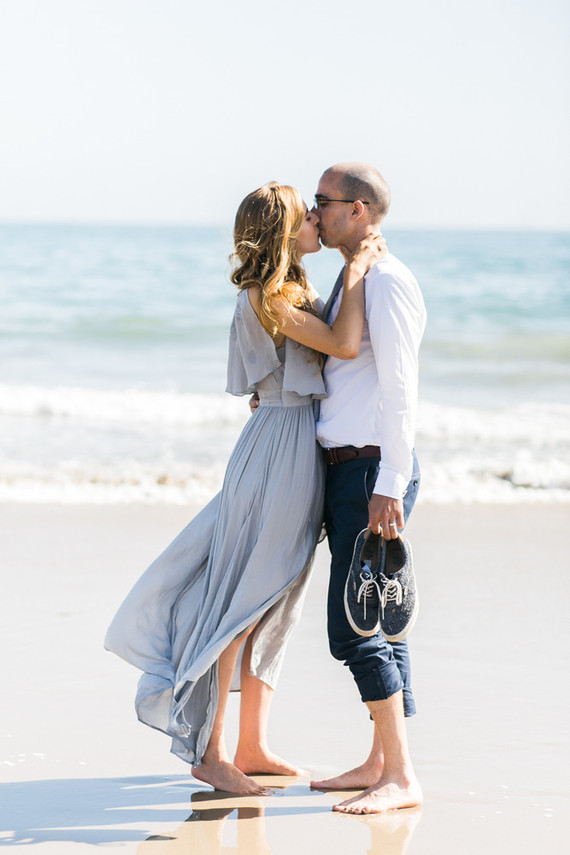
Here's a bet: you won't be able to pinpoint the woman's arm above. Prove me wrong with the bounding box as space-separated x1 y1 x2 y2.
250 234 383 360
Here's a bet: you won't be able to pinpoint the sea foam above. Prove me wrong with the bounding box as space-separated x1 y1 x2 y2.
1 385 569 504
0 384 248 427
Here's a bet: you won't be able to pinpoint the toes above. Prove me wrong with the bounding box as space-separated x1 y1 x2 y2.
255 785 275 796
249 783 267 795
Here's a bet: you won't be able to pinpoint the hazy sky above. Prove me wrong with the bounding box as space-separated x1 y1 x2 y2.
1 0 569 228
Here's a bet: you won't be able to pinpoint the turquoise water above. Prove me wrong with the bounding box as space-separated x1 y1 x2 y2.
2 224 569 402
1 224 569 503
389 229 570 406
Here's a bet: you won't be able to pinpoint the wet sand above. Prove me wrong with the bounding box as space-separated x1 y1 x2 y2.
1 502 568 853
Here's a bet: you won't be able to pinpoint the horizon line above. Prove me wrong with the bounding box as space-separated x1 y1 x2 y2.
0 219 569 234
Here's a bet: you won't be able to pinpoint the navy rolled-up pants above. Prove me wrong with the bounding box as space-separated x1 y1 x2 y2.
323 452 420 716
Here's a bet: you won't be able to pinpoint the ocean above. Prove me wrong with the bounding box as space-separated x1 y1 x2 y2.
1 224 569 504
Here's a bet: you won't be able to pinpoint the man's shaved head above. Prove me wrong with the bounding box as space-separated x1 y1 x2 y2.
323 162 391 221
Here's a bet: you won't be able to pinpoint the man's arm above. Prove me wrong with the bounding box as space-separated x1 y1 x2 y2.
366 270 425 538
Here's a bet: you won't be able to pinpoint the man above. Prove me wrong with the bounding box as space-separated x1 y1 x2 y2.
310 163 426 814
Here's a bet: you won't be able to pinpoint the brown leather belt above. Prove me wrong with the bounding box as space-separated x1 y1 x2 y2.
322 444 381 465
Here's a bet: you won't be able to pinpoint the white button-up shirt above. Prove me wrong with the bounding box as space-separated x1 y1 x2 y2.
316 253 427 500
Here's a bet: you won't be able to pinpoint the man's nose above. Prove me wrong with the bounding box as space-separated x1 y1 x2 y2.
310 206 320 222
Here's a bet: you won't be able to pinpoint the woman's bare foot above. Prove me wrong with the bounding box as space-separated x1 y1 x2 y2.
192 757 273 795
332 773 422 814
310 758 383 790
234 746 307 777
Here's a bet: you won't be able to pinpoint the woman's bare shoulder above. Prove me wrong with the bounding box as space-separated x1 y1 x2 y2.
248 285 289 319
246 285 262 315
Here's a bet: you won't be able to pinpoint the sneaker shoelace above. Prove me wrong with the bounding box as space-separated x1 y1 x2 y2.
357 572 381 620
379 573 403 618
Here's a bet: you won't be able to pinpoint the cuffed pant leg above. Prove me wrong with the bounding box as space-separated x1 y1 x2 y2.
324 453 420 717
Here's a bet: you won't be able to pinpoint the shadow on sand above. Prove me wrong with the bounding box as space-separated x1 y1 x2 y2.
0 775 197 846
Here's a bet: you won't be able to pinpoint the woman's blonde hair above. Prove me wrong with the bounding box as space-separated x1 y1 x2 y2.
230 182 319 337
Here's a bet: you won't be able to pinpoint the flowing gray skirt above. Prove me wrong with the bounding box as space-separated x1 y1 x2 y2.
105 398 324 766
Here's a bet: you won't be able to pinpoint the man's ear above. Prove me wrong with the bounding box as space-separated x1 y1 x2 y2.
352 200 367 220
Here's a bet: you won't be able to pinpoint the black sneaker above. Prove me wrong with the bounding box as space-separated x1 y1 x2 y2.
378 535 419 642
344 529 382 637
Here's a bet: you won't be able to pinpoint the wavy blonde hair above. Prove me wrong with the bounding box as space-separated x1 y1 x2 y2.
230 182 319 337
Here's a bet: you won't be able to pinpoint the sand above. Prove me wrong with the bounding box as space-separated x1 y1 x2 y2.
1 502 568 853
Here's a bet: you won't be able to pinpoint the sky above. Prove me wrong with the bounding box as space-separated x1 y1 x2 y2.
0 0 569 229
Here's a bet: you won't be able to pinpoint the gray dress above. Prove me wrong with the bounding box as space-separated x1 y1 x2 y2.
105 289 326 766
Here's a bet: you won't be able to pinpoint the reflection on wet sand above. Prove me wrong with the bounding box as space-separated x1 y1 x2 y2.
140 790 270 855
351 807 422 855
136 780 421 855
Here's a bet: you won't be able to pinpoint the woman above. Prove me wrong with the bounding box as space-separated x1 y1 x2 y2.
105 182 382 795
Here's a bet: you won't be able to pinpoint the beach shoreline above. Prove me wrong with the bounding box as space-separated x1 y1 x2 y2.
1 501 568 853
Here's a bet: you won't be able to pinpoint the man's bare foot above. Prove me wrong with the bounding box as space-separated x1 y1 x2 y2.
234 746 307 777
310 759 383 791
192 757 273 795
332 774 422 814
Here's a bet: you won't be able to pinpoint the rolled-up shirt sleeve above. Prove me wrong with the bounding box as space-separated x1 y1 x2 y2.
366 270 426 500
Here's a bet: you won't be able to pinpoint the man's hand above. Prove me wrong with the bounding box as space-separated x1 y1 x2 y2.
368 493 404 540
249 392 260 414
